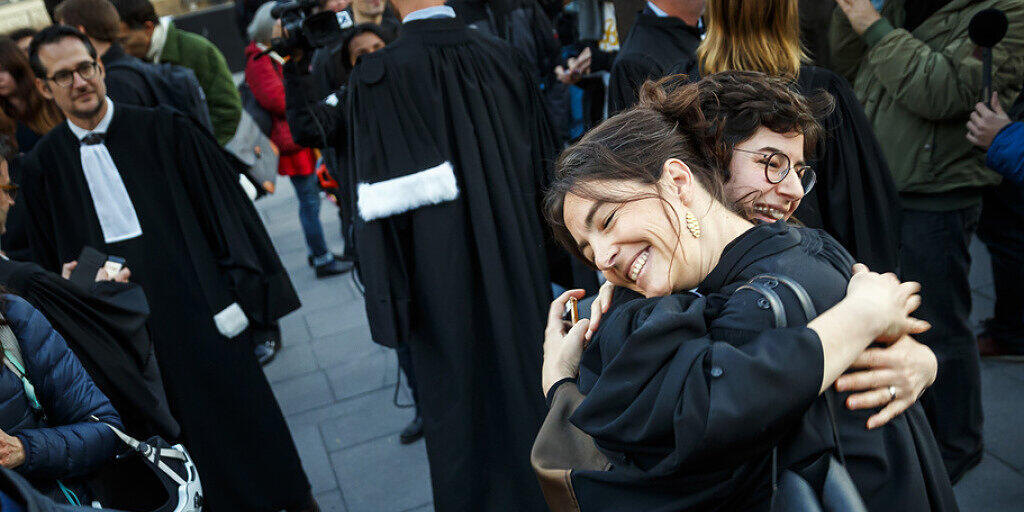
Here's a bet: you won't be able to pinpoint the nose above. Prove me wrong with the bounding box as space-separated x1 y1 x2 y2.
775 169 804 202
590 238 619 271
72 71 90 89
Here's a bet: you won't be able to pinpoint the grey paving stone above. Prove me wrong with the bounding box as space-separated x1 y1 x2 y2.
315 490 348 512
279 310 312 345
306 301 371 338
310 326 380 370
979 366 1024 471
273 371 334 416
325 349 392 401
984 360 1024 385
263 343 318 384
319 388 416 451
954 453 1024 511
330 435 433 512
291 423 339 495
402 504 432 512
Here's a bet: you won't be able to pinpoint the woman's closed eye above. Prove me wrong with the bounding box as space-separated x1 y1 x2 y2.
602 208 619 230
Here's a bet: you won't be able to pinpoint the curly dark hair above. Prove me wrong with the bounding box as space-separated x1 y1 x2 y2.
543 70 833 267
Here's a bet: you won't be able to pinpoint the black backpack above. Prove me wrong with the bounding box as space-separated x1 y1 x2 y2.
105 59 214 134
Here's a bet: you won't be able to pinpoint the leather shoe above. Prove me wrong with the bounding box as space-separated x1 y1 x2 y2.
255 340 278 366
315 258 354 278
307 252 350 266
399 415 423 444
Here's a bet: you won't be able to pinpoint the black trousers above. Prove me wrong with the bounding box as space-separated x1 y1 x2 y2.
395 343 420 413
977 180 1024 351
899 206 984 483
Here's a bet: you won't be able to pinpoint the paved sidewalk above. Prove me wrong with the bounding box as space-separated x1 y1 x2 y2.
255 183 1023 511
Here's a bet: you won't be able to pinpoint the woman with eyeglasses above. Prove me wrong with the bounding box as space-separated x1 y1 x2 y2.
671 0 901 275
535 72 957 511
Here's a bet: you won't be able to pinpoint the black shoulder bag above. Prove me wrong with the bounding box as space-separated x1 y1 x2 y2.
736 274 867 512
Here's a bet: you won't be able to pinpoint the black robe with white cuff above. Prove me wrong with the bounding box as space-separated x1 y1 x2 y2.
346 17 558 511
19 104 307 512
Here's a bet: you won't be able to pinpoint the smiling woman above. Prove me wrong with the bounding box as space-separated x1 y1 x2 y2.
534 72 956 512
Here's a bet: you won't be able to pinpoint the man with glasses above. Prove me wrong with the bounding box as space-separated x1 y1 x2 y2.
19 25 320 512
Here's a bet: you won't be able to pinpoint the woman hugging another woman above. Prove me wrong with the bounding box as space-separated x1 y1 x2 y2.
533 72 956 511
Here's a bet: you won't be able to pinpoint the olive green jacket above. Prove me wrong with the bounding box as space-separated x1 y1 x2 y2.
158 21 242 145
829 0 1024 211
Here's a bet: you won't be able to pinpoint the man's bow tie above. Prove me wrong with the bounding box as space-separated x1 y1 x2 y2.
81 133 105 145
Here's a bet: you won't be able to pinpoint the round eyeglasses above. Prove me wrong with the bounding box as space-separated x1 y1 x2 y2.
47 61 99 88
733 148 817 193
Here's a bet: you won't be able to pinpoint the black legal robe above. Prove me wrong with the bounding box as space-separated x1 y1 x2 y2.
19 104 308 512
346 17 557 511
792 66 901 273
570 222 956 511
0 258 178 440
606 10 701 115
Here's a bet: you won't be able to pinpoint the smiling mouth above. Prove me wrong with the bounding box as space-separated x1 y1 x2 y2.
752 204 785 221
628 246 651 282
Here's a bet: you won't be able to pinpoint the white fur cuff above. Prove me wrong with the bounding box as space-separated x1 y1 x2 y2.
357 161 459 221
214 302 249 338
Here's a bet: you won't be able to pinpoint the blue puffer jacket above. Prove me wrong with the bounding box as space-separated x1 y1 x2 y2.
0 295 121 480
988 122 1024 185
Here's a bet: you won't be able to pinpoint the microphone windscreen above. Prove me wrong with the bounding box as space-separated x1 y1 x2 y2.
969 8 1008 48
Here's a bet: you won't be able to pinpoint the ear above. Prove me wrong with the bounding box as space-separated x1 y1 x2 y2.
35 78 53 101
661 158 697 206
144 21 156 37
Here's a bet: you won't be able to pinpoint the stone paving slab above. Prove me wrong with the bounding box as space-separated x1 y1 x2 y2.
257 182 1021 511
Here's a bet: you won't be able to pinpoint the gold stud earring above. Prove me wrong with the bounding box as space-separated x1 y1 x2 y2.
685 211 702 238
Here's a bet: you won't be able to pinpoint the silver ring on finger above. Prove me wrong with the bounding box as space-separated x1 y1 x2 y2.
888 385 897 402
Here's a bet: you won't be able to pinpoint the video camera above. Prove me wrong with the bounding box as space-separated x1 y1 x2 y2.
265 0 353 56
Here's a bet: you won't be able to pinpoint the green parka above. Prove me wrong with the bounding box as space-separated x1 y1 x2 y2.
830 0 1024 211
158 21 242 145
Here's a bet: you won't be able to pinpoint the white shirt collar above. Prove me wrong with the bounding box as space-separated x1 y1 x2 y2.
403 5 456 23
68 97 115 140
646 1 669 17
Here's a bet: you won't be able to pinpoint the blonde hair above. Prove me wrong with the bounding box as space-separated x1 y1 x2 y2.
697 0 807 79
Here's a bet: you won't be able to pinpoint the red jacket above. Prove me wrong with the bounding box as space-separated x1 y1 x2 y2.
244 42 316 176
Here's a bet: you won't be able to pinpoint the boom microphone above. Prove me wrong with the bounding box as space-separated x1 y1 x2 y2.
968 8 1008 105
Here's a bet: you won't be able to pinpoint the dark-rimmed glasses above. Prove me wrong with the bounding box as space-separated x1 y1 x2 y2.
733 148 817 193
0 182 18 200
47 61 98 88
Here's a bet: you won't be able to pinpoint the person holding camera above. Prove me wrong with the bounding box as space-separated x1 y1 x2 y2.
246 3 353 279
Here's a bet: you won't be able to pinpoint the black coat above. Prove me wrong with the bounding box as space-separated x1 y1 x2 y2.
100 43 160 108
0 258 179 440
19 105 307 511
606 10 701 114
571 222 956 511
346 17 558 511
792 66 901 273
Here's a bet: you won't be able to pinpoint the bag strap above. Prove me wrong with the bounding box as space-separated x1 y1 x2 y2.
750 275 846 464
88 416 189 487
736 275 848 508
